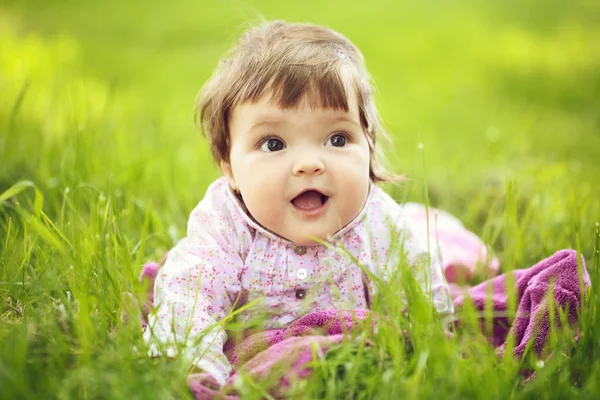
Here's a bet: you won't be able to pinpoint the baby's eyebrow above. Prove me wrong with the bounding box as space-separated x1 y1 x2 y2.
247 120 283 133
246 114 360 135
323 115 361 127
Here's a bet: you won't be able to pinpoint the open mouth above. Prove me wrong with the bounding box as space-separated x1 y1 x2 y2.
291 190 329 212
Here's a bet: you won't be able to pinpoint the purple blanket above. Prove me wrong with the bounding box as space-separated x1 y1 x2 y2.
454 249 589 357
141 249 590 398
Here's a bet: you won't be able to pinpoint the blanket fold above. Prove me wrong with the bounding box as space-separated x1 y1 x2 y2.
188 310 373 399
454 249 589 357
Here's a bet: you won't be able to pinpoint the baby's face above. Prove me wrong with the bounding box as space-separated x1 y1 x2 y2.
222 89 370 245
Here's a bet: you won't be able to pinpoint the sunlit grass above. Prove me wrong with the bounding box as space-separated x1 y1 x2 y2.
1 0 599 398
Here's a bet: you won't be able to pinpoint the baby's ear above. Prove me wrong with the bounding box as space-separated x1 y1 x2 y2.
220 160 235 186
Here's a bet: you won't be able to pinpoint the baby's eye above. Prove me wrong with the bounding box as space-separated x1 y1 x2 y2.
260 138 285 152
326 133 348 147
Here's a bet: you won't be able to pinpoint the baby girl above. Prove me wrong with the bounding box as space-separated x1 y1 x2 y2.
144 20 468 386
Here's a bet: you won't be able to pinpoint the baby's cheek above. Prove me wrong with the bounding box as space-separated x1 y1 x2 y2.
341 180 369 219
247 200 278 226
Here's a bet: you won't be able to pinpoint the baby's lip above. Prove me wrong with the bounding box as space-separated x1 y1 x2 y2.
291 188 329 201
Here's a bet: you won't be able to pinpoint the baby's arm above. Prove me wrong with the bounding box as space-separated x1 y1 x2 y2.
387 216 454 315
401 226 455 317
143 207 243 386
412 249 455 316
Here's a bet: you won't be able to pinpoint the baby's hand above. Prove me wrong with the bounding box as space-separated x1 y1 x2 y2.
187 369 223 393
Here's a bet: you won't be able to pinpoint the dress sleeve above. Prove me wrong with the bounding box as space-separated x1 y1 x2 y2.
399 223 455 316
143 205 243 386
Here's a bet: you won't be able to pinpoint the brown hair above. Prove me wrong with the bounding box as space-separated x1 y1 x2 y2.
196 20 400 183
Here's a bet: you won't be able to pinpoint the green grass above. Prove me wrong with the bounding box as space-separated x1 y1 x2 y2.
1 0 599 398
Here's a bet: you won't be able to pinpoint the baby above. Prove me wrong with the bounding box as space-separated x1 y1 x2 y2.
144 21 455 386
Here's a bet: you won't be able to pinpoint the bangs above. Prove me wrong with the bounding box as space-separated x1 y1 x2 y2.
236 63 352 112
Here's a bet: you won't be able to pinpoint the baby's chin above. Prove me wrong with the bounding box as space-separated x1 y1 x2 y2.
250 207 353 245
278 229 336 246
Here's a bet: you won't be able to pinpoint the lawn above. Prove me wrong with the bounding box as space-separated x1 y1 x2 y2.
1 0 599 398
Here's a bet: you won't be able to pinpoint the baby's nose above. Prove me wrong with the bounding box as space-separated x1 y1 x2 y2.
292 155 325 176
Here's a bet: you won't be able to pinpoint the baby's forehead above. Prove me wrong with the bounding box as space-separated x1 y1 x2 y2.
241 78 360 110
232 89 361 125
229 108 363 144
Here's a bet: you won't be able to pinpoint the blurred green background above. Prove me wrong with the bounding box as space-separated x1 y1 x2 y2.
1 0 599 260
